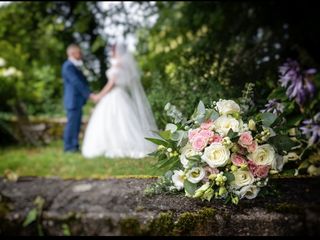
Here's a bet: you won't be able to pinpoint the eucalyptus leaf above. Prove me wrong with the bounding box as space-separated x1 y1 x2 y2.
227 129 238 139
197 101 206 115
209 110 219 121
171 130 184 141
261 112 277 127
183 180 198 196
224 172 235 183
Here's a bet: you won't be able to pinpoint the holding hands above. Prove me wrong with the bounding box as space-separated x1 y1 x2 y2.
89 93 101 103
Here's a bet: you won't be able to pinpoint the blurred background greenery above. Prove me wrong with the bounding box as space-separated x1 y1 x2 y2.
0 1 319 146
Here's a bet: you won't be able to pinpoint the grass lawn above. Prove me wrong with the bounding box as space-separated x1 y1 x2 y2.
0 141 165 179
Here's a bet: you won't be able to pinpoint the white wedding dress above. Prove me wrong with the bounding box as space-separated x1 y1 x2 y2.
81 46 158 159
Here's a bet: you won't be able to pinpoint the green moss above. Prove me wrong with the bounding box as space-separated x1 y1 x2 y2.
273 203 304 215
173 207 216 235
0 196 12 218
119 207 216 236
119 217 141 236
146 211 174 236
0 201 10 217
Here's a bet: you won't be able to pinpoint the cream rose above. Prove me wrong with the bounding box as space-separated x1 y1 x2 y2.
201 142 230 168
213 115 240 136
186 167 206 183
216 99 241 116
231 170 254 189
248 144 276 166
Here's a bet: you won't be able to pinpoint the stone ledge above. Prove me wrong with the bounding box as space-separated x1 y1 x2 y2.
0 176 319 236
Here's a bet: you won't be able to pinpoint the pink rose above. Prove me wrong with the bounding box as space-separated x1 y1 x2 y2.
247 140 257 153
191 135 208 151
211 134 223 144
238 131 253 147
200 120 214 130
188 128 200 142
199 129 214 139
231 153 247 166
248 160 270 178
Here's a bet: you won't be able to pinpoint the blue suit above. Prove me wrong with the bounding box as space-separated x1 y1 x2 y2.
62 60 90 152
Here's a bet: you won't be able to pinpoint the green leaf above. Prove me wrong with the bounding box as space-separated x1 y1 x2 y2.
298 160 309 170
227 129 238 139
285 115 304 127
261 112 277 127
23 208 37 227
145 137 169 147
171 130 184 141
209 110 219 121
156 156 178 169
186 155 201 162
159 130 172 141
191 101 206 123
62 223 71 236
269 135 298 152
224 172 235 183
184 180 197 196
268 88 288 101
197 101 206 115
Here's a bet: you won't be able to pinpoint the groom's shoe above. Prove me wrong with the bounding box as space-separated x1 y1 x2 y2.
64 148 80 153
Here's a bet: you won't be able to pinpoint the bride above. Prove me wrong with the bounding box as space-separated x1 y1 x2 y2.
81 43 158 159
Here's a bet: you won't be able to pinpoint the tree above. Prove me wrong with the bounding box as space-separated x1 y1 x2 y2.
136 1 320 128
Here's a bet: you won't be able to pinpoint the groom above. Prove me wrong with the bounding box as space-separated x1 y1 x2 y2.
62 44 97 152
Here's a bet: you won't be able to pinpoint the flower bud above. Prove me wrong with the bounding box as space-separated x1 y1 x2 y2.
167 148 172 153
218 186 227 196
203 188 214 201
208 174 217 180
231 195 239 205
248 119 256 131
158 145 165 150
231 165 238 172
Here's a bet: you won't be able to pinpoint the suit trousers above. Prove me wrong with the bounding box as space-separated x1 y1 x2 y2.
63 108 82 152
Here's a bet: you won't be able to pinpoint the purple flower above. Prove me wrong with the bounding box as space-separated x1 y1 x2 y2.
261 99 285 115
300 113 320 146
279 60 317 105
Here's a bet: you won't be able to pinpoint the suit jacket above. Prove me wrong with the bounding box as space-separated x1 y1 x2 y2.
62 60 90 110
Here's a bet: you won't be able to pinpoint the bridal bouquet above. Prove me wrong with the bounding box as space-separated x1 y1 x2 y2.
145 59 319 204
145 86 302 204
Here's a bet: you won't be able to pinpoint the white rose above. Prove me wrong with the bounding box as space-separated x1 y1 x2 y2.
201 142 230 168
180 144 200 168
171 170 185 190
216 99 240 116
231 170 254 189
186 167 206 183
235 184 260 199
213 115 240 137
248 144 276 166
